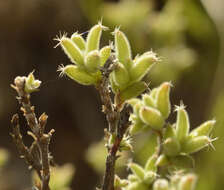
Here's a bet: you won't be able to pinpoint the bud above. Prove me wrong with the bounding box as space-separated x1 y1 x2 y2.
86 22 108 53
60 65 96 85
144 154 157 173
111 62 129 88
120 81 147 101
175 105 190 143
189 120 216 138
155 82 171 119
60 37 84 66
114 28 132 67
143 171 156 185
114 175 129 188
127 182 148 190
128 174 139 182
130 52 157 82
84 50 101 72
25 72 41 93
143 94 156 108
182 136 210 154
100 45 111 66
178 174 197 190
128 163 145 180
71 32 86 51
163 138 180 156
139 106 164 130
153 179 169 190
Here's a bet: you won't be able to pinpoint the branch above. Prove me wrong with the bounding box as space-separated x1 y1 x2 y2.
97 58 131 190
10 114 42 178
11 76 54 190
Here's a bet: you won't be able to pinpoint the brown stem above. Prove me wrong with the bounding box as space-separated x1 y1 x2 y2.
97 58 131 190
11 77 53 190
11 114 42 178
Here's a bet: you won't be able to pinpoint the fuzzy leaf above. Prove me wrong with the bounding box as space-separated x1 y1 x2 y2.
189 120 215 138
120 81 147 101
130 52 157 82
155 82 171 119
176 105 190 143
85 50 101 72
60 37 84 66
100 45 111 66
114 29 132 67
62 65 96 85
71 33 86 51
139 106 164 130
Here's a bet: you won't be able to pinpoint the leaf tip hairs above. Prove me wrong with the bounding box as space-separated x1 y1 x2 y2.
208 137 218 151
53 31 67 48
111 26 121 36
174 101 186 112
57 64 66 77
97 19 109 31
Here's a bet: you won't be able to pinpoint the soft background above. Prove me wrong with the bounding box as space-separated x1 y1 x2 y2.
0 0 223 189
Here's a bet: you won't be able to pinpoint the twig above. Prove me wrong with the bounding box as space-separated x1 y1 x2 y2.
11 114 42 178
11 76 54 190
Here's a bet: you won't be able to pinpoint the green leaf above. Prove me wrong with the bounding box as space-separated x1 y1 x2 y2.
130 51 158 82
120 81 147 101
182 136 210 154
139 106 164 130
128 163 145 180
114 28 132 67
100 45 111 66
71 32 86 51
175 104 190 143
62 65 96 85
84 50 101 72
189 120 215 138
60 37 84 66
155 82 171 119
86 23 107 53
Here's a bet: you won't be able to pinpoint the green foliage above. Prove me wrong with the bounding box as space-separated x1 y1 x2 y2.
56 22 217 190
11 16 218 189
56 22 110 86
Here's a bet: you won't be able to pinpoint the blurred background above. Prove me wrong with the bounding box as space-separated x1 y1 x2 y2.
0 0 224 189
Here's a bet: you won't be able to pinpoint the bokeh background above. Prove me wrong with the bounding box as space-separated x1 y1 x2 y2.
0 0 224 189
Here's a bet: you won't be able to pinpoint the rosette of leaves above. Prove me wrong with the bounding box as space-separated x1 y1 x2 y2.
158 104 216 168
128 82 216 169
110 28 158 102
56 22 111 86
128 82 172 134
115 154 158 190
